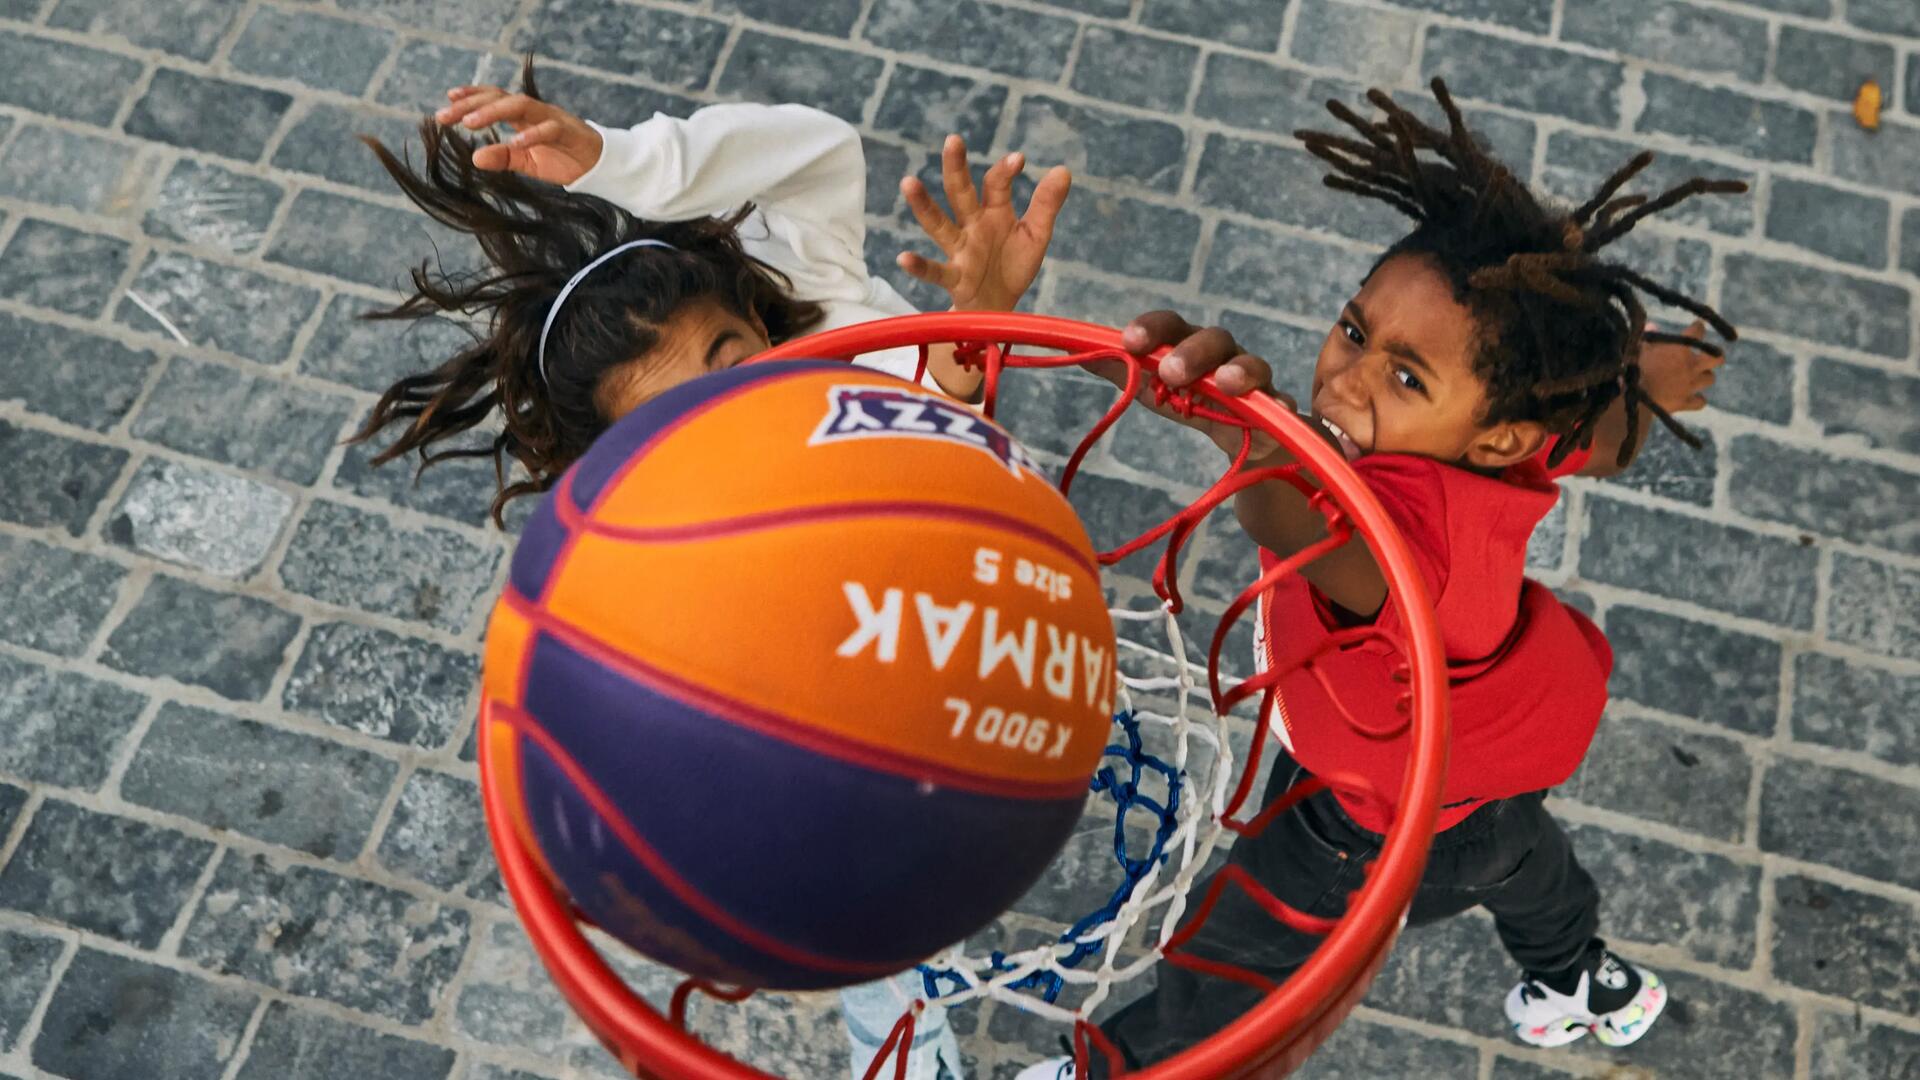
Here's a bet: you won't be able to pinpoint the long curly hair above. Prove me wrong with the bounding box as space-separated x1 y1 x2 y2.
350 58 825 525
1299 79 1747 466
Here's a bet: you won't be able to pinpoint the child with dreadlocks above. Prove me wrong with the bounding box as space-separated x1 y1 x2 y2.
352 59 1070 1080
1018 79 1742 1078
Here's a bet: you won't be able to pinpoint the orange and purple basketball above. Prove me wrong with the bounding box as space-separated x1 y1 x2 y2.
479 359 1116 990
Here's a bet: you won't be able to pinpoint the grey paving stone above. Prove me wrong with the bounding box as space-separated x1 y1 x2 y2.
1603 605 1780 735
1215 309 1324 393
0 801 215 947
1808 1011 1920 1080
0 926 61 1053
1489 1058 1579 1080
130 358 350 484
1775 25 1897 102
31 949 256 1080
1043 271 1205 347
1195 56 1351 139
1423 28 1622 127
480 55 700 123
713 0 864 34
1904 208 1920 278
1711 338 1793 425
1291 1014 1478 1078
0 534 128 657
237 1001 456 1080
181 851 470 1023
1196 135 1404 247
271 104 421 193
715 30 885 124
0 124 148 215
279 500 500 632
1598 418 1715 506
865 0 1079 82
1560 713 1752 843
1570 0 1768 81
1541 130 1755 238
1072 26 1198 114
282 621 479 749
1140 0 1289 50
1526 496 1567 574
1731 436 1920 556
122 702 399 860
1723 0 1826 12
1563 822 1758 967
1612 231 1715 322
1105 398 1229 491
107 458 293 579
1048 192 1201 285
101 574 302 701
452 921 595 1056
863 137 910 218
1831 116 1920 198
1771 873 1919 1014
1560 965 1797 1075
1578 496 1817 629
1911 55 1920 117
115 252 322 366
1637 74 1818 164
862 222 946 312
1010 96 1188 195
989 365 1125 462
230 8 396 94
0 419 129 535
1206 222 1393 327
1289 0 1417 83
265 188 480 292
334 422 505 527
375 769 501 902
1760 760 1920 890
0 781 19 834
1847 0 1920 35
1069 473 1187 582
1720 253 1910 359
125 69 293 162
374 39 491 111
467 1068 561 1080
45 0 237 60
874 65 1008 152
1792 651 1920 768
0 30 144 125
515 0 727 88
142 159 284 255
1766 177 1890 269
1364 914 1519 1037
335 0 518 37
0 651 146 789
0 218 131 317
1829 553 1920 662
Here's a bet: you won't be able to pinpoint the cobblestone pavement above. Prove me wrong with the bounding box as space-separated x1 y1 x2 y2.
1 0 1917 1077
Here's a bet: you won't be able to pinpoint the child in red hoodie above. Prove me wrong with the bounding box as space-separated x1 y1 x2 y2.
1020 79 1742 1077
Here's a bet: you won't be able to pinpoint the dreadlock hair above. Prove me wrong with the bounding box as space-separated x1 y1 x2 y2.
350 57 825 526
1296 78 1747 468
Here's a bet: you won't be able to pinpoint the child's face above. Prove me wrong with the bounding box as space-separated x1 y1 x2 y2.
1310 253 1543 470
596 297 771 419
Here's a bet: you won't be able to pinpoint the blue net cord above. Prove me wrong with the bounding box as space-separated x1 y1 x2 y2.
918 708 1185 1004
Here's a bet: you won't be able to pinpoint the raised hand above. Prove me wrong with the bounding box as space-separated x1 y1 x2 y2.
898 134 1071 313
1638 319 1723 414
1084 310 1296 458
435 85 604 186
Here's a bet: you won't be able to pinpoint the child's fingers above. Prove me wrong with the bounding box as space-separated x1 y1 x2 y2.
436 87 507 125
940 134 980 219
509 118 566 150
1158 327 1246 388
1208 354 1276 398
897 251 965 296
1121 310 1202 357
980 152 1023 210
471 142 513 171
1018 166 1072 241
901 177 962 250
459 93 549 131
446 85 494 102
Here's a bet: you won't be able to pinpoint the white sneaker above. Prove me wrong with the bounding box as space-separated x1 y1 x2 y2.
1504 943 1667 1048
1011 1057 1073 1080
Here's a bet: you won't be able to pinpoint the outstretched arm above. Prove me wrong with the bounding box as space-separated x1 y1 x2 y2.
1575 319 1722 477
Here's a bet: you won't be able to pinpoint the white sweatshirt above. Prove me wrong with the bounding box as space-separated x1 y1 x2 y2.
565 102 927 382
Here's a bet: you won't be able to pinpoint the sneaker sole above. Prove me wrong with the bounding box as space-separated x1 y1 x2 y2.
1592 970 1667 1047
1510 1016 1592 1049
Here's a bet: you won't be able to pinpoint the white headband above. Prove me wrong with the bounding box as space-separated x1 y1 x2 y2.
535 238 678 388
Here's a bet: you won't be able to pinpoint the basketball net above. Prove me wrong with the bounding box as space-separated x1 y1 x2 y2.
481 313 1449 1080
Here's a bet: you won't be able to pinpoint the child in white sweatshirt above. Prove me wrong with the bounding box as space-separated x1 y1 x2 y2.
353 58 1071 1080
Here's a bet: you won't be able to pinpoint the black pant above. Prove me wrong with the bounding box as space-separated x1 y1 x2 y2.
1097 750 1599 1072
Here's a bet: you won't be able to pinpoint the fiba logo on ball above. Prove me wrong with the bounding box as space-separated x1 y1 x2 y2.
480 360 1117 990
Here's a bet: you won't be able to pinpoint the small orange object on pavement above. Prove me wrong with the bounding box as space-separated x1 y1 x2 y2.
1854 79 1882 131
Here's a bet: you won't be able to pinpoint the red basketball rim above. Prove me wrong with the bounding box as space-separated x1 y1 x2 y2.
480 311 1451 1080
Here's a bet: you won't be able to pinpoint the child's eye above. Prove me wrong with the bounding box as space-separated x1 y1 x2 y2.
1339 320 1364 346
1393 366 1425 393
